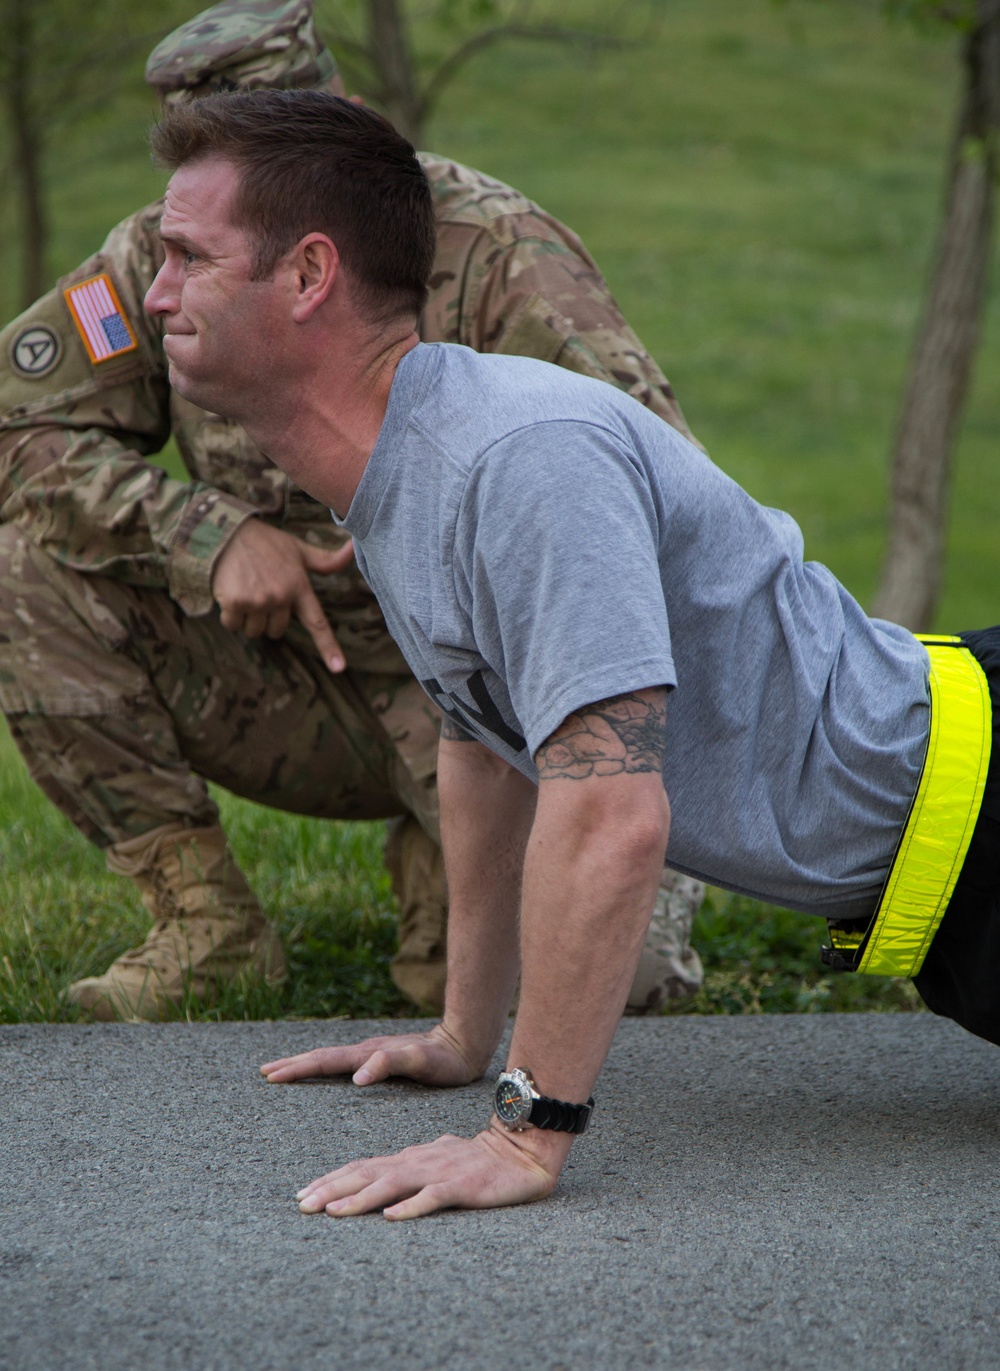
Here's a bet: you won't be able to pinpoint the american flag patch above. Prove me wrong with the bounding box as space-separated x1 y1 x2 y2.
63 273 138 364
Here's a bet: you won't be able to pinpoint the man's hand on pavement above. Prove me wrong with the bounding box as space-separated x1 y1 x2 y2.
211 519 355 672
261 1027 576 1218
260 1023 484 1088
295 1124 570 1220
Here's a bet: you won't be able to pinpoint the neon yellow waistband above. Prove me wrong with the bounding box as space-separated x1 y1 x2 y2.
826 636 992 978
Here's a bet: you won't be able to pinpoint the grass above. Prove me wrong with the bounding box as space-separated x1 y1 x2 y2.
1 0 994 1021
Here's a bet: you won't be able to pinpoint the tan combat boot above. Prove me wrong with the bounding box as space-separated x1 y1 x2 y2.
68 822 286 1022
385 816 447 1013
626 867 706 1014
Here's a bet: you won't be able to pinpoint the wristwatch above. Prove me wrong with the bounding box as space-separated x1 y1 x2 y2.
494 1069 594 1134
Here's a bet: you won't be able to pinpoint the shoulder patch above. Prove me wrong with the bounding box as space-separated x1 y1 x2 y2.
63 273 138 365
10 324 62 378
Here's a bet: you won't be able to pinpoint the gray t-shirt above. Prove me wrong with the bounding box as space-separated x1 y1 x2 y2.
339 343 930 920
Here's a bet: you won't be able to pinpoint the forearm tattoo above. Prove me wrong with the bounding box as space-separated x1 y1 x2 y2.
536 690 667 780
440 713 477 742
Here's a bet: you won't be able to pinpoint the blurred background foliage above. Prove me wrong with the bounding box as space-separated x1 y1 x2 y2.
0 0 997 1020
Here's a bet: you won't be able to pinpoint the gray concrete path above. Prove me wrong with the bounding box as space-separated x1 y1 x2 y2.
3 1014 1000 1370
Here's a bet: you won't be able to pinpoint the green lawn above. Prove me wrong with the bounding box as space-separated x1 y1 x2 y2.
0 0 994 1021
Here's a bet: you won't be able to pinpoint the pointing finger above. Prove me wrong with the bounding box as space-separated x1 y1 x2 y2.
294 581 345 673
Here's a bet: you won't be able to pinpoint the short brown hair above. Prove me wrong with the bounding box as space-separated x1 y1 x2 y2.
151 89 435 325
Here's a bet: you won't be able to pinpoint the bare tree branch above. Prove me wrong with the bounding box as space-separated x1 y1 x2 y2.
314 29 374 65
418 21 622 123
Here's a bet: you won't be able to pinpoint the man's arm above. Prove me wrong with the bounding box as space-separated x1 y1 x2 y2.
502 690 671 1104
261 717 536 1088
0 419 255 609
0 367 351 668
265 688 670 1219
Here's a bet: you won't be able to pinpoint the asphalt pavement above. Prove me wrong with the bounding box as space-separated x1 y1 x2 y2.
3 1013 1000 1370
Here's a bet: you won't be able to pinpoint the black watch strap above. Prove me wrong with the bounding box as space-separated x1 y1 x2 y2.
528 1092 595 1135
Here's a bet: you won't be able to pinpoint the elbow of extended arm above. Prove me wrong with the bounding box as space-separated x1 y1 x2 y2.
616 788 671 871
541 775 671 874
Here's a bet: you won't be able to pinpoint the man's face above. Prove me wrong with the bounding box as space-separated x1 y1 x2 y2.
145 157 291 419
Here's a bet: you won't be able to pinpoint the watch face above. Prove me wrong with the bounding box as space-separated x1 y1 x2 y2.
495 1075 530 1125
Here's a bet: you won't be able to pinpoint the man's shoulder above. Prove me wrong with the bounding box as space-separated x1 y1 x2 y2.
417 345 672 461
431 343 650 411
418 151 581 253
419 151 537 225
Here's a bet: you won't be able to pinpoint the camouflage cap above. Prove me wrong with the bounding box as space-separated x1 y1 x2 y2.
145 0 338 106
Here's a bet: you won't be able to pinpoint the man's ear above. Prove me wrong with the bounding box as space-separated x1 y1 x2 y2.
290 234 339 322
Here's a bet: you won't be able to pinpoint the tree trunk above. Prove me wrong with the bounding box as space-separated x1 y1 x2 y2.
872 0 1000 631
365 0 425 146
3 0 48 308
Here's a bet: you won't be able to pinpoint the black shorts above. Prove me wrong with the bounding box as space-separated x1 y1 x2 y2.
913 626 1000 1045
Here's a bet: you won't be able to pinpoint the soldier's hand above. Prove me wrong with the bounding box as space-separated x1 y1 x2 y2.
260 1023 482 1088
211 519 355 672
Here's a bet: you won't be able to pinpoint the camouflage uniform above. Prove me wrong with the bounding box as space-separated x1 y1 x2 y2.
0 0 703 1016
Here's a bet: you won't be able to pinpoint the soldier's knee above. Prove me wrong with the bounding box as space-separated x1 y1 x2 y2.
0 529 139 715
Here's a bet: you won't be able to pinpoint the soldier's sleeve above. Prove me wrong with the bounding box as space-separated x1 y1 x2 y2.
0 203 259 616
431 210 700 447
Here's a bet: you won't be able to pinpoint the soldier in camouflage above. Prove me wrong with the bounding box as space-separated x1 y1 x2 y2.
0 0 705 1020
